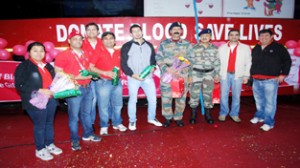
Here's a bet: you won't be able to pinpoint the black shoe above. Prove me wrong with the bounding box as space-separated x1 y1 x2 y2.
175 120 184 127
190 118 196 124
205 108 214 124
163 119 172 127
189 108 197 124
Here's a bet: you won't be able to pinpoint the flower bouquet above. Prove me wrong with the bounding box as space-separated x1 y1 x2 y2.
161 56 191 84
29 71 81 109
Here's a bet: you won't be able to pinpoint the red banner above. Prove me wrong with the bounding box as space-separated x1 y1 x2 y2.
0 61 21 102
1 17 300 48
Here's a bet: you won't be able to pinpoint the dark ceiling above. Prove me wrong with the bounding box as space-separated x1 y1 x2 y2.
0 0 299 20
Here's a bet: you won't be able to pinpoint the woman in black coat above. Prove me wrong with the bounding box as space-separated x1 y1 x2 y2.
14 42 62 161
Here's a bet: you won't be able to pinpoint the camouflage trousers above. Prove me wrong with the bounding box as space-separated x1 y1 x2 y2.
160 79 189 120
189 74 214 109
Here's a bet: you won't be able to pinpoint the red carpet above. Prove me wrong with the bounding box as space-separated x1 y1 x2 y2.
0 96 300 167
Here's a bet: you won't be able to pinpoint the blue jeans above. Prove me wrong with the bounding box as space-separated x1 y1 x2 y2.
95 79 123 128
127 76 157 122
26 98 57 150
66 86 94 141
252 78 278 126
90 80 97 124
220 73 243 117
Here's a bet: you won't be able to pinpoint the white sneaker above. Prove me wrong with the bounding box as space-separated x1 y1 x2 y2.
113 124 127 132
148 119 163 127
128 122 136 131
100 127 108 135
46 143 63 155
260 124 274 131
250 117 264 124
36 148 53 161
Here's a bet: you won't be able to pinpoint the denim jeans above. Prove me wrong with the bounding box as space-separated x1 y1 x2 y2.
26 98 57 150
127 76 157 122
90 80 97 124
95 79 123 128
252 78 279 126
220 73 243 117
66 85 93 141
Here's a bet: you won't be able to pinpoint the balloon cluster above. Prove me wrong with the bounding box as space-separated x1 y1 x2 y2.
0 38 61 62
0 38 10 60
285 39 300 57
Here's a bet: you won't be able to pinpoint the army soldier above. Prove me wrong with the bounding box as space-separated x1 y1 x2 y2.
188 28 220 124
156 22 193 127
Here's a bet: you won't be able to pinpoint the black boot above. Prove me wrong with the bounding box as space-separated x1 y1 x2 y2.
205 108 214 124
163 119 172 127
175 120 184 127
189 108 197 124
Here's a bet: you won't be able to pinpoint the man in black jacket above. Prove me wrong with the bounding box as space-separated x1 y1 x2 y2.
250 29 291 131
121 24 162 131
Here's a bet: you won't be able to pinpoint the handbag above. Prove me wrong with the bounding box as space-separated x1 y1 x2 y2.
171 78 185 98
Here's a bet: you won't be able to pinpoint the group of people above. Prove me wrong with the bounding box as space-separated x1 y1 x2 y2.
14 21 291 161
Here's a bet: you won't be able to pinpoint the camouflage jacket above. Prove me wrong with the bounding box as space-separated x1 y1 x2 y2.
189 43 220 78
155 38 193 77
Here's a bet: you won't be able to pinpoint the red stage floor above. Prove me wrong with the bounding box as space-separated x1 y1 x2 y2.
0 95 300 167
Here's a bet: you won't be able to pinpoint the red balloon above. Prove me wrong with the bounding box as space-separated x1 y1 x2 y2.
0 38 8 49
48 49 61 59
13 44 26 56
25 40 36 49
0 49 11 60
45 53 53 63
293 47 300 57
43 41 55 52
298 40 300 47
285 40 298 49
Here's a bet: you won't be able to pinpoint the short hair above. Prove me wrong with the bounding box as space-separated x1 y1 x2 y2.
228 29 240 35
101 31 116 39
259 29 273 36
27 42 45 52
85 22 99 31
130 24 142 33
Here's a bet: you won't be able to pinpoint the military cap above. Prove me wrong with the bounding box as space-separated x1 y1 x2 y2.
198 28 212 36
169 22 182 31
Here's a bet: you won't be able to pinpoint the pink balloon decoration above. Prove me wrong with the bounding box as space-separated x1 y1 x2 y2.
298 40 300 47
285 40 298 49
48 49 61 59
0 49 11 60
43 41 55 52
0 38 8 49
13 44 26 56
25 40 36 49
24 52 30 60
45 53 53 63
293 47 300 57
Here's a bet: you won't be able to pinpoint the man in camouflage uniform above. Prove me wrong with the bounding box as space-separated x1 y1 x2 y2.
156 22 193 127
188 28 220 124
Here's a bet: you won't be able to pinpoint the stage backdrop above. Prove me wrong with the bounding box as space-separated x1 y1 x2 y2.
0 17 300 102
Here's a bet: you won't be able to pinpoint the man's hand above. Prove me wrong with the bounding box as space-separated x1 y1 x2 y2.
132 74 144 81
214 76 220 83
75 73 92 80
166 67 177 75
243 77 249 84
104 71 115 78
277 75 285 83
